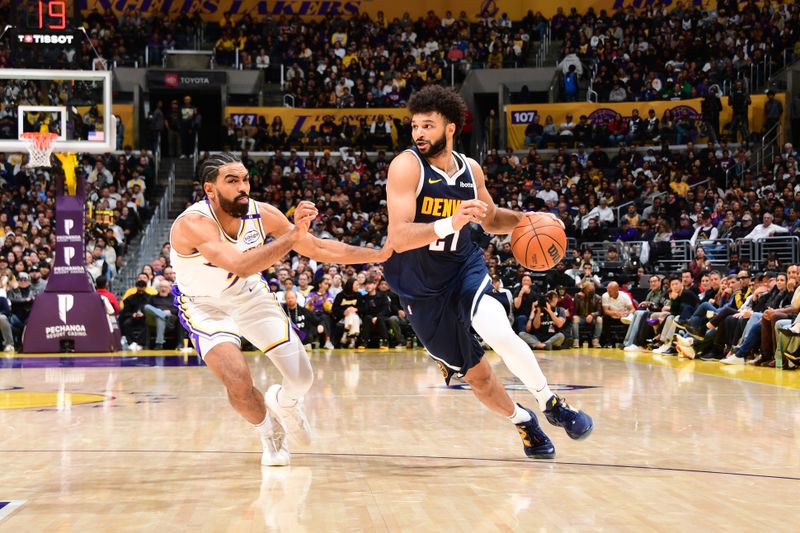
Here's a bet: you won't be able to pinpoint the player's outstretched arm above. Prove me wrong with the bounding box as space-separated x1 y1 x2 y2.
467 158 565 234
387 152 487 253
171 207 313 278
261 201 393 265
467 158 521 234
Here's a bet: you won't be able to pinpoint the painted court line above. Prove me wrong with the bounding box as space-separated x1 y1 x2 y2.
3 449 798 482
0 501 25 522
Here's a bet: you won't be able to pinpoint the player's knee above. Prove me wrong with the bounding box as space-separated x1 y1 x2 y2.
463 364 493 392
225 375 253 402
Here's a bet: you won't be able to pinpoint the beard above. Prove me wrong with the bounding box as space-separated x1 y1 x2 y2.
417 132 448 158
218 192 250 218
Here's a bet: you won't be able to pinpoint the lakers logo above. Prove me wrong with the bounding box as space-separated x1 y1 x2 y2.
435 361 449 380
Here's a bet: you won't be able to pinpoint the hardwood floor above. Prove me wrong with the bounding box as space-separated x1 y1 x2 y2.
1 348 798 531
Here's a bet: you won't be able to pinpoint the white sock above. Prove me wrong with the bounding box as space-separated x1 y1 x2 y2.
472 295 555 412
507 403 532 424
253 412 272 439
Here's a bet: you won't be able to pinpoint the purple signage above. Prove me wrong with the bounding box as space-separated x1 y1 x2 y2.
22 176 121 353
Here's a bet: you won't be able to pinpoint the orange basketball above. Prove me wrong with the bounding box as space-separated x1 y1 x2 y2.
510 213 567 272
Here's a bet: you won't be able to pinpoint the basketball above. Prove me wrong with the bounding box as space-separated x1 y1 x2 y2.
511 213 567 271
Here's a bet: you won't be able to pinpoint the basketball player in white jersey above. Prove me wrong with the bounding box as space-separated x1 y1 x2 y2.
170 153 391 465
384 86 592 458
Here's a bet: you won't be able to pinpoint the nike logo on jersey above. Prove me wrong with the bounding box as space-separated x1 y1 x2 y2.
428 178 443 184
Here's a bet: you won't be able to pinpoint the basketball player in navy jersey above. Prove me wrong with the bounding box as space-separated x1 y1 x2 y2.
384 86 592 458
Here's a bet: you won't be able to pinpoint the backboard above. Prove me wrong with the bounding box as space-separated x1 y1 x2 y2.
0 69 115 154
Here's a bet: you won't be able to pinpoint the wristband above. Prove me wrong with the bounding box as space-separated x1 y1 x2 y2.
434 217 456 239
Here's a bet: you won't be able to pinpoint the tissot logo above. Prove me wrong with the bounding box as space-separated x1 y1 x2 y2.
17 34 74 44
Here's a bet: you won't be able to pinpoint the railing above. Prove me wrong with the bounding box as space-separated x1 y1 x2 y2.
756 235 800 266
657 240 693 270
585 56 599 102
154 131 162 187
115 162 176 295
533 21 552 68
566 237 578 256
698 238 734 266
760 121 783 164
736 238 758 265
192 131 200 170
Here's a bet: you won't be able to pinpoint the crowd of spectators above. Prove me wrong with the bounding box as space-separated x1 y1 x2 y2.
556 1 800 103
222 114 416 153
0 141 154 351
120 138 800 370
526 83 781 149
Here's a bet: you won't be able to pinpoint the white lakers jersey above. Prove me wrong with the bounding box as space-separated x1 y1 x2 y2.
170 199 268 298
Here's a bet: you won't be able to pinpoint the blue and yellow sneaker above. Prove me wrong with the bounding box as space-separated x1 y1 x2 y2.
515 405 556 459
544 395 594 440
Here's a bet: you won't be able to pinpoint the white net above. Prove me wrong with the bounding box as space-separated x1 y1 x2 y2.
20 132 58 168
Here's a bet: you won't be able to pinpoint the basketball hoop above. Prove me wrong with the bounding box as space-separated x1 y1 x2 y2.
20 132 58 168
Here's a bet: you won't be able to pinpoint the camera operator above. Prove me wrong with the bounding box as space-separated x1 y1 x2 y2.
519 291 567 350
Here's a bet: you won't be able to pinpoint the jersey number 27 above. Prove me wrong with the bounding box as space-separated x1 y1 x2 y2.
429 230 460 252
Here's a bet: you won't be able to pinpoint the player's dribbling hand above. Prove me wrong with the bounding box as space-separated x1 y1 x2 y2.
292 200 318 236
532 211 566 230
453 199 488 230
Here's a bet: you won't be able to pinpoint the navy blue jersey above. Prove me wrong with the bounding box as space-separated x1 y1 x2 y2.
384 147 486 299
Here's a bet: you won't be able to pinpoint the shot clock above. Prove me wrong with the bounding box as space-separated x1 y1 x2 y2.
5 0 84 68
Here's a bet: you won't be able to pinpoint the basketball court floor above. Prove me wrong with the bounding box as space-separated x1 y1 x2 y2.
1 347 798 531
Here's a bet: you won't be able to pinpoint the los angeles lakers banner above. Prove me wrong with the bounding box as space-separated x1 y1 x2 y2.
505 93 786 150
225 106 410 143
80 0 712 22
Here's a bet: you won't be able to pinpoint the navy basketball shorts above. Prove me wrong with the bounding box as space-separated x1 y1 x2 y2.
401 270 498 384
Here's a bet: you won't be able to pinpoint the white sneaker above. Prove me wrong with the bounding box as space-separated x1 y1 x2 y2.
720 354 745 365
653 343 672 354
260 416 290 467
128 342 142 351
623 344 640 352
3 344 15 353
675 344 696 359
323 340 334 350
621 313 634 325
265 384 312 447
675 335 694 347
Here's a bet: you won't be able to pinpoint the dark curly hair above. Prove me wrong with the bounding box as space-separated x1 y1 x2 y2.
408 86 467 134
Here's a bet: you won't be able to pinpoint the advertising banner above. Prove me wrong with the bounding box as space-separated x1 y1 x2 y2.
146 71 228 91
505 93 786 150
80 0 713 23
22 177 122 353
225 106 410 143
